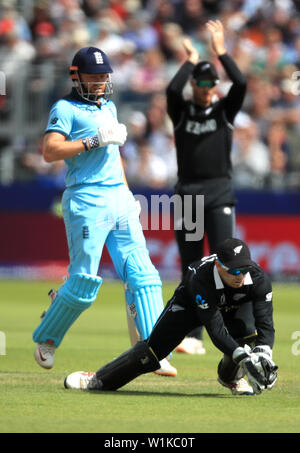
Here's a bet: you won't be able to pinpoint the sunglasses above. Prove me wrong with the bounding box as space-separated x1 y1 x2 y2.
196 80 216 88
218 260 249 276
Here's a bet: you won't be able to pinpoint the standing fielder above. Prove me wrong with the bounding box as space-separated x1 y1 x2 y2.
166 21 247 354
64 238 278 396
32 46 176 377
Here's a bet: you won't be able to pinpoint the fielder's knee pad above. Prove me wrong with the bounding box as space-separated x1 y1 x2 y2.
33 273 102 347
124 248 164 341
96 341 160 390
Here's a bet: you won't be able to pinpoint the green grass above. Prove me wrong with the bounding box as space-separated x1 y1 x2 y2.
0 280 300 433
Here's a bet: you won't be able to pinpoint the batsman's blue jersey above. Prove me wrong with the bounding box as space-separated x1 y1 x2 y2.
45 90 124 187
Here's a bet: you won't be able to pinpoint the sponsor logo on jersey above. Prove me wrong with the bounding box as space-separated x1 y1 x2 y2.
196 294 209 309
185 119 217 135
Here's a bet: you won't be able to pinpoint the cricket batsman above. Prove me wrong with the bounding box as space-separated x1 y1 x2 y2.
32 46 176 377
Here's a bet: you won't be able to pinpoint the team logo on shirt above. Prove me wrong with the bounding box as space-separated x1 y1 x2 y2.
50 117 58 124
265 292 272 302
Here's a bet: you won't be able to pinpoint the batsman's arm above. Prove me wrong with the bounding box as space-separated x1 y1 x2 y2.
43 132 87 162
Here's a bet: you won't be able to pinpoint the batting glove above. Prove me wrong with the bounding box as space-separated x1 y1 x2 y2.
97 122 127 147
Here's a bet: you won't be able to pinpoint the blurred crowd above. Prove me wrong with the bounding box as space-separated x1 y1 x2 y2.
1 0 300 191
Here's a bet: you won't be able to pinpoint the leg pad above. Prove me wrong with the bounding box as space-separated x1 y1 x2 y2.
124 248 164 341
96 341 160 391
33 273 102 347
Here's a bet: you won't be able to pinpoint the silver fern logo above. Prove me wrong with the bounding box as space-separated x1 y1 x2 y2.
233 245 243 255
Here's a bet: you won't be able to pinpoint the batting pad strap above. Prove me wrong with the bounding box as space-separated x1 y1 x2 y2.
125 248 162 290
95 341 160 391
61 273 103 308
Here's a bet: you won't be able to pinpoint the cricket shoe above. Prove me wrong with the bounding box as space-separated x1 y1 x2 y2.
218 377 255 395
176 337 206 355
64 371 103 390
34 341 56 369
154 358 177 377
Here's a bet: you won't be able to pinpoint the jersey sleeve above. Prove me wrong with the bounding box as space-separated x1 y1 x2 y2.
218 53 247 125
45 100 74 138
205 310 240 356
252 276 275 348
166 61 194 126
184 270 239 356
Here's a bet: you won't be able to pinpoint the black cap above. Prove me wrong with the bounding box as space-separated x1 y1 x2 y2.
192 61 219 81
215 238 254 269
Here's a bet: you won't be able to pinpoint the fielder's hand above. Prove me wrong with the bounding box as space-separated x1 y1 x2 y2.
97 121 127 147
182 38 199 65
206 20 226 56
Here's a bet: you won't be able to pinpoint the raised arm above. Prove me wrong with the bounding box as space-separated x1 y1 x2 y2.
166 39 200 125
206 20 247 123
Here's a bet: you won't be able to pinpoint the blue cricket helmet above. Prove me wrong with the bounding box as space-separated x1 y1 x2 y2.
71 46 113 74
70 46 113 102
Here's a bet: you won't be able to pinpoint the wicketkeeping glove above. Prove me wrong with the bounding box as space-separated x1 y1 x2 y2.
232 345 278 395
252 345 272 358
252 346 278 390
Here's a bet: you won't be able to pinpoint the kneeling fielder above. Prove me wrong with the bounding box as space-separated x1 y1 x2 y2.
65 238 278 395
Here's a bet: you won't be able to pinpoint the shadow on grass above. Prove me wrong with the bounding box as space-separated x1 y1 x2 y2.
81 389 231 398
